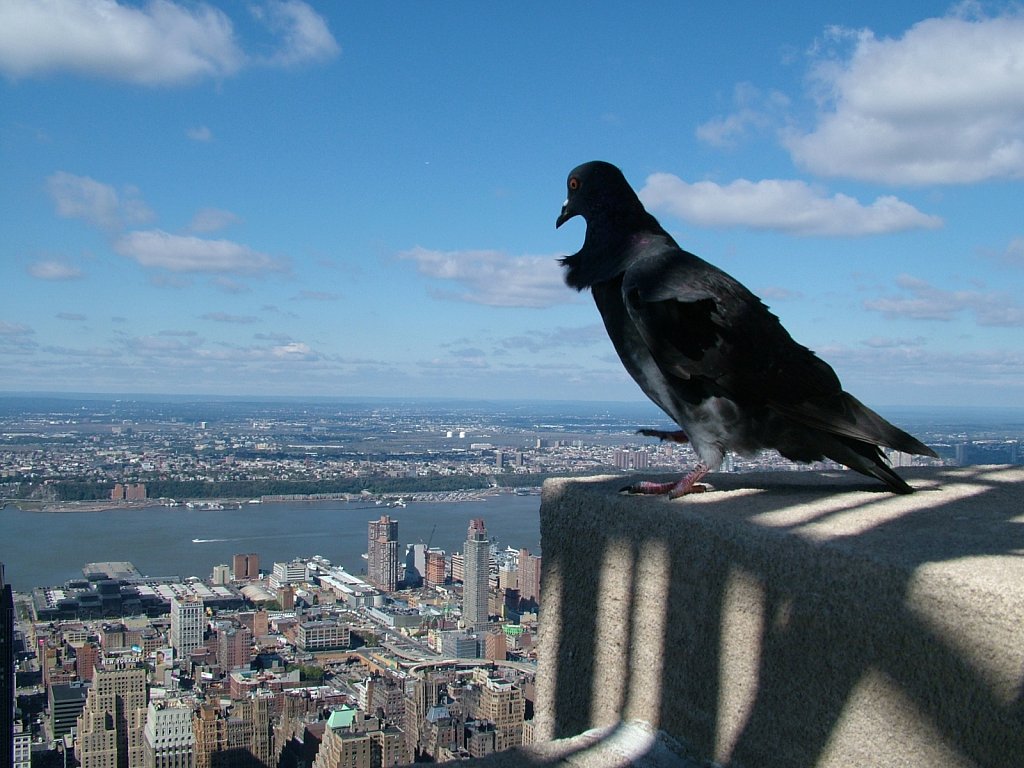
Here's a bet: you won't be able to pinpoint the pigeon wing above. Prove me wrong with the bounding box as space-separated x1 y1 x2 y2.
621 246 927 451
622 246 839 401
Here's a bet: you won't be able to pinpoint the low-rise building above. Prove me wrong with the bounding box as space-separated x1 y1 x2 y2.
49 681 89 739
296 620 350 652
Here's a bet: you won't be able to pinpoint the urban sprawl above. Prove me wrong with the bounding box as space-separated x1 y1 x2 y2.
1 396 1020 768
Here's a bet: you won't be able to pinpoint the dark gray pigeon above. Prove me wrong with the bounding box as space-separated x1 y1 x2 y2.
556 160 937 497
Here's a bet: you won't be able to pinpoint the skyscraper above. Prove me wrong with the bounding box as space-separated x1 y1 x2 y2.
49 682 89 741
76 663 148 768
191 704 224 768
232 553 260 581
193 697 273 768
613 449 649 470
170 596 204 660
76 641 101 682
142 700 194 768
1 564 14 768
425 550 446 588
216 625 252 672
518 549 542 604
367 514 400 592
470 667 525 752
463 519 490 629
211 564 231 585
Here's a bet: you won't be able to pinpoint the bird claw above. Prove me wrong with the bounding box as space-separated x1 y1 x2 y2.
621 480 711 497
620 464 712 499
636 428 690 444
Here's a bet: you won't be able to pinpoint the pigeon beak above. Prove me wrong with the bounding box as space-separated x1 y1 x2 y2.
556 199 574 228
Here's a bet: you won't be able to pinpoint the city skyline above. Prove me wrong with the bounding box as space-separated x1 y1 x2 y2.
11 536 542 765
3 392 1020 594
2 2 1023 407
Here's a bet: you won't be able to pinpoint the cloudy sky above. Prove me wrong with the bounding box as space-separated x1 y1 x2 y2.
1 1 1022 407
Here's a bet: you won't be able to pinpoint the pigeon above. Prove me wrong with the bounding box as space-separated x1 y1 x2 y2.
556 160 937 497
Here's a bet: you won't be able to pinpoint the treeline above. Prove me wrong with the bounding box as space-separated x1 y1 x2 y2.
39 473 570 502
144 475 498 499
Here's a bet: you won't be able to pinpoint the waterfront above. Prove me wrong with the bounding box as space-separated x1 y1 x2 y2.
0 492 542 591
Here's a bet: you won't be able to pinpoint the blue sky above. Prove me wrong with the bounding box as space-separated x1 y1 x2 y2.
1 1 1022 407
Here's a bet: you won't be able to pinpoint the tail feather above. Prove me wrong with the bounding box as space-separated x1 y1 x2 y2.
823 435 915 494
860 458 915 495
776 392 937 458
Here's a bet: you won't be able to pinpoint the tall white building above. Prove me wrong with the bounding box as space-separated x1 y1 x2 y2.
143 700 194 768
463 518 490 629
169 597 204 660
13 722 30 768
210 564 231 585
269 559 309 591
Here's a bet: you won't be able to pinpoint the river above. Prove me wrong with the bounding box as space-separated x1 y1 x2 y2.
0 493 542 591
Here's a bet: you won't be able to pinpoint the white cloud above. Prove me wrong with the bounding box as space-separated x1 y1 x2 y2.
446 346 487 359
292 290 341 301
499 325 607 354
640 173 942 236
0 0 243 85
120 332 203 356
820 342 1024 403
47 172 154 231
397 246 571 308
114 229 286 274
186 126 213 142
45 175 279 283
201 312 259 324
0 322 38 355
0 0 338 86
190 340 320 362
27 260 84 281
860 335 927 349
787 9 1024 184
111 330 322 365
696 82 790 148
0 321 33 336
1000 237 1024 268
251 0 340 67
757 286 803 302
864 274 1024 326
211 277 252 294
418 355 490 371
189 207 240 233
270 341 316 360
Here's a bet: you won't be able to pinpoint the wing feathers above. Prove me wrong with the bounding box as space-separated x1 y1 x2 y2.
622 245 935 458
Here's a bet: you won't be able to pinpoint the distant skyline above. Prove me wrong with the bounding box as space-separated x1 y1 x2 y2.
2 2 1023 407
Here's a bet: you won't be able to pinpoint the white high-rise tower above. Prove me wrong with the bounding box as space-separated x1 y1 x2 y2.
170 596 204 660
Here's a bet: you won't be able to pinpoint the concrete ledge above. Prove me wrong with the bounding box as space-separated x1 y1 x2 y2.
459 720 705 767
533 466 1024 768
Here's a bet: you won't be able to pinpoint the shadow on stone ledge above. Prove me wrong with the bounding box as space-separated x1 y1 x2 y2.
460 719 706 767
529 466 1024 768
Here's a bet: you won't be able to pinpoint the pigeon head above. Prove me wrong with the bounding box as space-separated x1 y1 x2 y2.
557 161 662 290
556 160 644 229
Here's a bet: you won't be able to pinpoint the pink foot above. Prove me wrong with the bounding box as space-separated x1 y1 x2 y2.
623 464 711 499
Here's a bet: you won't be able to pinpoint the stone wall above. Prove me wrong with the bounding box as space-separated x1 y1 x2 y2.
531 466 1024 768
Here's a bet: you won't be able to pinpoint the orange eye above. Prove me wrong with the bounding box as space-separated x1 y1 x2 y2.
569 177 580 191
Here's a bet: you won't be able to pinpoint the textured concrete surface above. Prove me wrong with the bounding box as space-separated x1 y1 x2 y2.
532 466 1024 768
459 720 706 767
